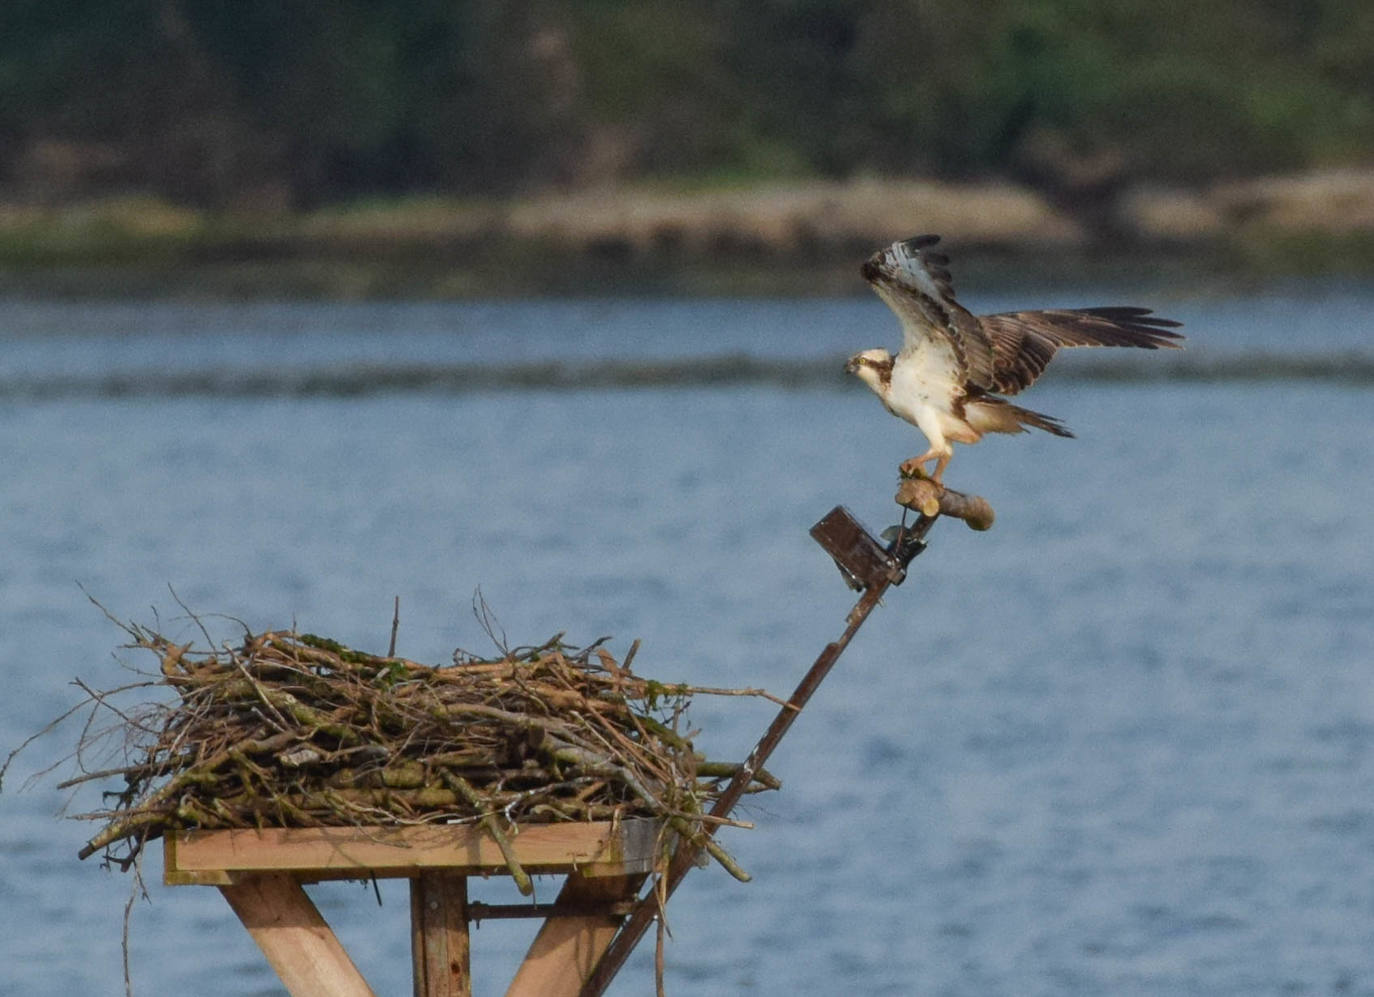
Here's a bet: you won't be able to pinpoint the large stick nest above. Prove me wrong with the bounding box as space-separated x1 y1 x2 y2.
56 619 778 880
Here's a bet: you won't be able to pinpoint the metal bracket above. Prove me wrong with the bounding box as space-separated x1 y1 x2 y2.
810 506 908 590
880 523 929 570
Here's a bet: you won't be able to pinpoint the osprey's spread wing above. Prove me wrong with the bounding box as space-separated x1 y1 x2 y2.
861 235 996 392
863 234 1183 396
977 307 1183 396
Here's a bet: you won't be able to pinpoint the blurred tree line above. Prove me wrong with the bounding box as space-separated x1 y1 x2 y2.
1 0 1370 210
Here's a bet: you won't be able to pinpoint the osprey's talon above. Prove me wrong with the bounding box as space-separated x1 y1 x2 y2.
899 458 930 479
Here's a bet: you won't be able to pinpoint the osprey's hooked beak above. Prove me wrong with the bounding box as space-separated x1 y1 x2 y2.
845 355 861 375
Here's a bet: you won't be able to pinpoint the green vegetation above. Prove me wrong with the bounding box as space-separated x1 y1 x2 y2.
2 1 1370 208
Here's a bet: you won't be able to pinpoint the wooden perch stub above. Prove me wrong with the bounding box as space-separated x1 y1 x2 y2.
895 476 995 531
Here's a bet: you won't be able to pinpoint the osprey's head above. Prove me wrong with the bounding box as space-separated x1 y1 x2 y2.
846 349 893 396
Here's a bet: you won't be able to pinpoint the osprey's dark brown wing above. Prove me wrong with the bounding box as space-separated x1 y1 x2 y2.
862 234 998 389
977 307 1183 396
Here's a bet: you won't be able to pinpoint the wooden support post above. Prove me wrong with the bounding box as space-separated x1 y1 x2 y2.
505 872 646 997
219 874 375 997
411 872 471 997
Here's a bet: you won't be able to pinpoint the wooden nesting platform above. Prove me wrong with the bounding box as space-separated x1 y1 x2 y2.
164 818 660 997
67 497 966 995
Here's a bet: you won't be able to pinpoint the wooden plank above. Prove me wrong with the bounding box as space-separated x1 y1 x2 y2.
504 871 647 997
166 820 658 881
164 832 237 885
219 873 376 997
411 872 471 997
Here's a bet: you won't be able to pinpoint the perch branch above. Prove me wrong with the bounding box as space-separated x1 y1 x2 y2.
895 472 995 530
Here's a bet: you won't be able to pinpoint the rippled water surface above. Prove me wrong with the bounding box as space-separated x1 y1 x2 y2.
2 289 1372 995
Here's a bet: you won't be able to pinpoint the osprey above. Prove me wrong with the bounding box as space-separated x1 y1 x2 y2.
847 235 1183 482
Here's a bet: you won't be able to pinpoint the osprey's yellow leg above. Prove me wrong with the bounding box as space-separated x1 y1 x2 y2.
899 450 951 484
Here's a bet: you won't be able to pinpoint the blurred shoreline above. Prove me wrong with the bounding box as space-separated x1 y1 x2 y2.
3 170 1373 299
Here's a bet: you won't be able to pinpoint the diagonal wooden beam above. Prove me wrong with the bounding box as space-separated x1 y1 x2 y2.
504 871 646 997
220 874 376 997
575 507 943 996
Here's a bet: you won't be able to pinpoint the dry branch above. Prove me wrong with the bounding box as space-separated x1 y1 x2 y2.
895 473 996 530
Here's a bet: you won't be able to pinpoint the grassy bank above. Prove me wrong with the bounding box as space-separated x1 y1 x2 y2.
2 174 1373 298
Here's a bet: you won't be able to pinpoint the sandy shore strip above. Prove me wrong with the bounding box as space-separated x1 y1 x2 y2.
1 171 1372 296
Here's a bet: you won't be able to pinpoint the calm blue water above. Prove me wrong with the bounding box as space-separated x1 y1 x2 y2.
2 289 1373 996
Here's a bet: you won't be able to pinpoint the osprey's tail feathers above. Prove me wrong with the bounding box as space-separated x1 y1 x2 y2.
966 397 1075 438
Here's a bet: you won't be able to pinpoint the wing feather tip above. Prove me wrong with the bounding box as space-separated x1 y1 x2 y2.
901 234 942 251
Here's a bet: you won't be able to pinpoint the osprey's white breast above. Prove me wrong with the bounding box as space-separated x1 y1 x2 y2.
886 335 964 428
